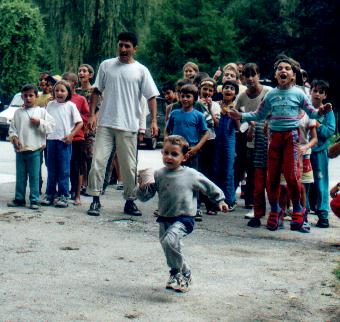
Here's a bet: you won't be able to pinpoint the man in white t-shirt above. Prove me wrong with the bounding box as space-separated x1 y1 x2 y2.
87 31 159 216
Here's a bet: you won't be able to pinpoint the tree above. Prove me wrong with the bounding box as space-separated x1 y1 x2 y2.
0 0 45 101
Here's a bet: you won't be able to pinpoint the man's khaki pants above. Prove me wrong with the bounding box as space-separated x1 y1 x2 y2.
87 126 137 200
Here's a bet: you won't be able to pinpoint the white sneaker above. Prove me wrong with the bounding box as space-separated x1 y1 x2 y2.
244 210 255 219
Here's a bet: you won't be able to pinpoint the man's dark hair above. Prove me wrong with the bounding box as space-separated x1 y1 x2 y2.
310 79 330 95
118 31 138 47
180 84 199 102
161 81 176 93
21 84 38 96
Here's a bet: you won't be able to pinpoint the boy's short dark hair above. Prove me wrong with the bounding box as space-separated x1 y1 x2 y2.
242 63 260 76
118 31 138 47
161 81 176 93
21 84 38 96
193 72 209 87
310 79 329 95
180 84 199 102
79 64 94 75
222 80 239 97
53 80 73 101
175 78 190 92
62 72 78 84
164 135 189 154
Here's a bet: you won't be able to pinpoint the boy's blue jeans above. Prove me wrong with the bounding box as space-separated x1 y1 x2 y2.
46 140 72 198
15 150 41 203
310 149 329 219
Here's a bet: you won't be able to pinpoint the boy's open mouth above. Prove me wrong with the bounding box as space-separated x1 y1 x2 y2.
280 74 287 80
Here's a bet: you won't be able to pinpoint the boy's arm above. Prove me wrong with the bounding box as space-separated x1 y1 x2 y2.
186 131 209 157
36 110 56 134
316 110 336 140
135 183 157 202
8 113 22 150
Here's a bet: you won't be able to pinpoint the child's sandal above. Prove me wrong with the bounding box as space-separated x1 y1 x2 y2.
290 208 305 231
266 211 280 231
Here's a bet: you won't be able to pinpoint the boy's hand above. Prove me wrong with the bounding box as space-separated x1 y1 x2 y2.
213 67 222 80
228 108 242 120
62 134 74 144
138 132 145 142
330 183 340 198
30 117 40 126
12 137 22 151
219 201 229 213
322 103 332 113
299 144 308 155
185 146 199 159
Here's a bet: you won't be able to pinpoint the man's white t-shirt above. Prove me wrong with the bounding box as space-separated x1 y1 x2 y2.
46 100 82 140
94 58 159 132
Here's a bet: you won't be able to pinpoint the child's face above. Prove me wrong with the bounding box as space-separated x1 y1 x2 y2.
222 69 237 83
275 62 295 88
184 67 196 80
54 84 68 103
222 85 236 102
162 142 185 170
22 89 38 108
180 93 195 109
78 66 92 83
243 70 260 89
163 90 176 103
311 86 327 105
200 85 214 98
62 78 76 91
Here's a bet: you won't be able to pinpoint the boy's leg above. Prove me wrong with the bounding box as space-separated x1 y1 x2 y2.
223 137 236 207
14 152 28 203
253 167 266 218
244 147 255 207
56 141 72 197
159 221 190 276
27 150 41 204
87 127 115 196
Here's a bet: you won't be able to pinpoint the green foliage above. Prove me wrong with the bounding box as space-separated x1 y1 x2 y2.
0 0 45 101
138 0 239 85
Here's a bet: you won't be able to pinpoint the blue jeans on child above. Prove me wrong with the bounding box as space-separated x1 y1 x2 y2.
15 150 41 203
46 140 72 198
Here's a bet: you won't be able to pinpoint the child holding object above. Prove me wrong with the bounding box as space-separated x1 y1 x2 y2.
136 135 228 292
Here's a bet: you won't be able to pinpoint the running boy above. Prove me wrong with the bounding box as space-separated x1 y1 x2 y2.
136 135 228 292
229 56 330 231
8 84 55 209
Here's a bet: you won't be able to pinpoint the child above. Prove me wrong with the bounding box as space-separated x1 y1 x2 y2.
62 72 90 205
161 81 177 106
8 84 55 209
182 62 199 83
136 135 228 292
165 84 209 221
198 78 220 214
214 81 240 211
309 79 336 228
229 56 329 231
36 72 53 107
41 80 83 207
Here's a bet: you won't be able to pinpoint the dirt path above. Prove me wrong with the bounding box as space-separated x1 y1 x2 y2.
0 183 339 321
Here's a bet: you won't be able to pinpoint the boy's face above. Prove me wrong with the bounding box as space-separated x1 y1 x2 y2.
62 78 76 91
200 85 214 98
118 40 136 63
222 69 237 83
163 89 176 103
243 70 260 89
162 142 185 170
180 93 195 110
22 89 38 108
222 85 236 102
275 62 295 88
311 86 327 105
184 67 196 80
78 66 93 82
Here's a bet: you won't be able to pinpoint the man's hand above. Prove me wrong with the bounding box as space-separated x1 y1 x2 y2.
219 201 229 213
30 117 40 126
150 120 158 137
87 115 97 132
62 133 74 144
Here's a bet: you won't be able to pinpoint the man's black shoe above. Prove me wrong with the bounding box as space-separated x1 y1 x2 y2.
124 200 142 216
87 201 101 216
315 218 329 228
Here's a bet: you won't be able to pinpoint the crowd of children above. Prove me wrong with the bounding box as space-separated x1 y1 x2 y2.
6 52 339 293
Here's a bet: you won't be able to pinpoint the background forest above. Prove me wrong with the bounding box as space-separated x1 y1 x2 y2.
0 0 339 130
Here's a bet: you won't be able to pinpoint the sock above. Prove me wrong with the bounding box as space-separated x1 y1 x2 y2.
270 202 281 213
93 196 100 203
292 202 302 213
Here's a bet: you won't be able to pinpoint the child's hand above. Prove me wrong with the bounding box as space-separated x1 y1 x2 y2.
185 146 199 159
299 144 308 155
323 103 332 113
219 201 229 213
213 67 222 80
228 108 241 120
30 117 40 126
62 134 74 144
330 183 340 198
12 137 22 151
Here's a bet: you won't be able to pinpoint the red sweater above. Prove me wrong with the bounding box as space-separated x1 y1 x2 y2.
71 93 90 141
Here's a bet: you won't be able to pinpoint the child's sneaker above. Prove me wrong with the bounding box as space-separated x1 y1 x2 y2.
165 273 181 290
290 208 305 231
29 202 40 210
40 195 53 206
316 218 329 228
195 210 203 222
7 199 26 207
227 201 237 212
55 196 68 208
175 271 192 293
247 217 261 228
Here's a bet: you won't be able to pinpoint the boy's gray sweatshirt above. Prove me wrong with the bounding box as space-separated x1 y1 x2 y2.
136 166 225 217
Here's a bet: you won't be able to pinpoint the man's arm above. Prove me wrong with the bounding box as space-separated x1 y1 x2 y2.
148 96 158 137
